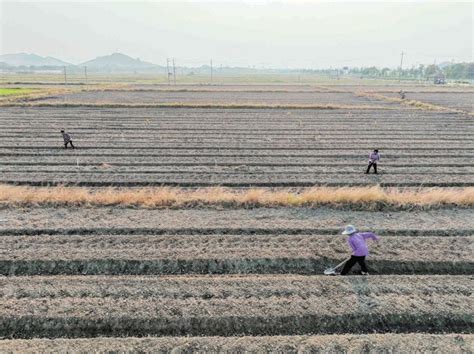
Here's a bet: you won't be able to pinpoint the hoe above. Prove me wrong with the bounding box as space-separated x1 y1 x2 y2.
324 257 351 275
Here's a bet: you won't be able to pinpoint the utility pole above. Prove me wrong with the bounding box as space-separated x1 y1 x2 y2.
399 51 404 82
172 58 176 85
84 66 88 84
63 66 67 86
166 58 171 85
210 59 213 84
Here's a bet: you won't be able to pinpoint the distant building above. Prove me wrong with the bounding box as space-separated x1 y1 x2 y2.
434 73 446 85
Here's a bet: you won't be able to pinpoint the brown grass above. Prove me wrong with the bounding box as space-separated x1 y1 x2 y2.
0 185 472 208
355 91 464 113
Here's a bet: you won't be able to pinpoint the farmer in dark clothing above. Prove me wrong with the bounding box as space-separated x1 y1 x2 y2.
398 90 406 99
340 225 380 275
366 149 380 174
61 130 75 149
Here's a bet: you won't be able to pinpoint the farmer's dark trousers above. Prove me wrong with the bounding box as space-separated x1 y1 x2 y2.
366 162 377 174
64 141 75 149
341 255 368 275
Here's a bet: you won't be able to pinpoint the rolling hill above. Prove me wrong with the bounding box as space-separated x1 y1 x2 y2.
0 53 71 67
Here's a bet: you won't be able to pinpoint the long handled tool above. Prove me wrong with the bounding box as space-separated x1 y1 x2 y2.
324 257 351 275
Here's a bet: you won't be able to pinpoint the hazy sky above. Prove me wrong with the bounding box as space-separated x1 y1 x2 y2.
1 0 472 68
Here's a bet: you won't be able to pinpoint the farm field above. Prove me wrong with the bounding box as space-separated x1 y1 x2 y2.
37 90 397 106
1 334 473 352
0 275 472 338
383 92 474 112
0 105 473 187
0 83 472 351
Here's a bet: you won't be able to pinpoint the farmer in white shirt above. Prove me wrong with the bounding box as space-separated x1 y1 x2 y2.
366 149 380 174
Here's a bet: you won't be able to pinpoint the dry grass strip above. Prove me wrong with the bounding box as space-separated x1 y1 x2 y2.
355 91 465 113
1 185 472 208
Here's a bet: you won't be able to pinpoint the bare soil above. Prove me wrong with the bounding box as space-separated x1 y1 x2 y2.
37 90 392 106
0 86 472 346
0 275 472 337
1 206 472 231
383 92 473 112
0 106 472 186
1 334 472 353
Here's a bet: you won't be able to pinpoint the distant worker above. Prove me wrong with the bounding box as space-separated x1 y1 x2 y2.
398 90 406 99
339 225 380 275
366 149 380 174
61 130 75 149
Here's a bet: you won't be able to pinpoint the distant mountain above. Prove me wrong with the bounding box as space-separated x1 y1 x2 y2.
80 52 161 72
0 53 72 67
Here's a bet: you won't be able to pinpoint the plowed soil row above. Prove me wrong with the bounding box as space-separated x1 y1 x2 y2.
2 129 471 138
2 206 469 232
0 275 471 337
3 166 472 174
4 135 474 142
0 106 466 118
383 92 473 112
1 334 472 353
3 159 473 166
35 90 393 106
2 172 472 187
1 233 471 275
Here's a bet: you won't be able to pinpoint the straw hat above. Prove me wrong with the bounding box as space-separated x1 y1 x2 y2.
342 225 357 235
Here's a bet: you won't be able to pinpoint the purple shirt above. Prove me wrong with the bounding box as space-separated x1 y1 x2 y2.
347 232 380 256
369 152 380 163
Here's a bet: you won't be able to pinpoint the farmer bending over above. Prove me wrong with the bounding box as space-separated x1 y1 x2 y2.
366 149 380 174
340 225 379 275
61 130 75 149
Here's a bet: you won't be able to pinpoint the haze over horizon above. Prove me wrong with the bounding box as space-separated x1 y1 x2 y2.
1 1 472 69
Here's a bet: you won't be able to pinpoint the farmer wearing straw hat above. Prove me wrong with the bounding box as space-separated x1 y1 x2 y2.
340 225 380 275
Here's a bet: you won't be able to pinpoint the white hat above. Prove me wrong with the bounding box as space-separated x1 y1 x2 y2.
342 225 357 235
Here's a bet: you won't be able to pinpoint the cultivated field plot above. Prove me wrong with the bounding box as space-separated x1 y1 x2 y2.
1 234 472 275
0 85 472 350
0 106 472 187
382 92 474 112
2 334 473 352
35 90 400 107
1 202 473 276
0 275 472 338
